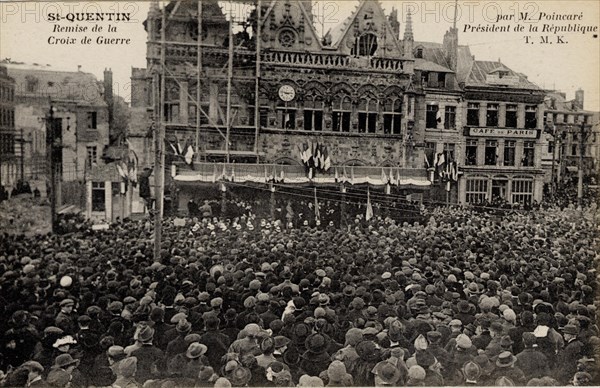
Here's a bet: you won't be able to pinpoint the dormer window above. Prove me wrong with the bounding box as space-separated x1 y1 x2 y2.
26 76 38 93
415 48 423 58
354 33 378 56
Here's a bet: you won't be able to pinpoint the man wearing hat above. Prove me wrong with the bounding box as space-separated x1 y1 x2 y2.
21 361 45 388
55 299 76 335
426 331 451 377
556 324 584 384
228 323 262 357
166 319 193 359
515 332 549 381
300 333 331 377
325 360 354 386
490 351 526 386
484 321 506 360
199 315 231 370
130 326 164 384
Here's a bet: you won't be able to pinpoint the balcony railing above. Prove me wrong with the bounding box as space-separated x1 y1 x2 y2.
150 42 408 73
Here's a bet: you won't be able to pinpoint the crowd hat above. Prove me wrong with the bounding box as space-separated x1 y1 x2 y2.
138 326 155 344
305 333 328 353
456 334 472 349
59 299 74 308
327 360 351 383
53 354 80 369
496 351 517 368
462 360 481 381
186 342 208 359
374 362 402 385
563 324 579 335
176 319 192 334
21 361 44 374
46 369 71 387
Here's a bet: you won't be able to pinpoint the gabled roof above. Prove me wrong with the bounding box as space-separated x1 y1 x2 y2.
329 0 402 55
4 63 106 106
465 60 541 90
260 0 322 51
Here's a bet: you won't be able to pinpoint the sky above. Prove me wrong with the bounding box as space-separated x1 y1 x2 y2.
1 1 599 110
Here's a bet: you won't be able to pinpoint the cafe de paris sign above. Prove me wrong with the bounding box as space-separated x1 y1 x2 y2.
469 127 538 138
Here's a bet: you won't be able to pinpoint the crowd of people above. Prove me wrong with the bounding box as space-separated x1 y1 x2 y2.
0 199 598 387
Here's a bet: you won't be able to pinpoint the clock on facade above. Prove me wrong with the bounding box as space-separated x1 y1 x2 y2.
278 85 296 102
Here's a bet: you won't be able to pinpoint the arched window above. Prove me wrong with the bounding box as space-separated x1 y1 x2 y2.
304 95 324 131
332 96 352 132
383 98 402 135
277 100 296 129
355 33 378 56
358 98 378 133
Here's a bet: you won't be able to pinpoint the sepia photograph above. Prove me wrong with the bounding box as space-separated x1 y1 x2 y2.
0 0 599 386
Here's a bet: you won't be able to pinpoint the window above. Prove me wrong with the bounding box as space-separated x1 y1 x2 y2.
505 105 517 128
0 133 15 155
383 98 402 134
485 140 498 165
332 96 351 132
415 48 423 58
523 141 535 167
259 107 269 128
86 146 97 166
91 182 106 212
163 104 179 123
466 178 488 204
426 104 439 129
525 105 537 129
443 143 455 162
512 179 533 205
425 142 436 167
355 33 378 56
84 111 97 129
358 98 378 133
548 141 555 154
486 104 499 127
444 106 456 129
504 141 516 166
465 139 478 166
467 103 479 126
303 97 324 131
277 107 296 129
571 143 578 156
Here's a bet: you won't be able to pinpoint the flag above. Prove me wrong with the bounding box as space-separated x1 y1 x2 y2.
342 166 348 183
280 169 285 182
334 168 339 182
452 162 459 181
389 168 396 186
127 150 138 186
116 164 127 180
433 152 439 167
313 143 321 169
184 145 194 165
264 166 269 183
385 184 391 195
314 188 320 222
425 154 431 168
365 189 374 221
436 153 446 167
381 168 387 185
308 167 313 180
446 180 451 192
212 164 218 183
323 146 331 171
436 109 442 123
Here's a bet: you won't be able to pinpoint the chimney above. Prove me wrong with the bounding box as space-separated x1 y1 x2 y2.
403 12 414 57
104 68 114 133
443 28 458 71
388 7 400 39
574 89 584 110
77 65 82 72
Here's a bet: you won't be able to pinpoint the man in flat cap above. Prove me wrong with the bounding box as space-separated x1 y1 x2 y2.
55 299 76 335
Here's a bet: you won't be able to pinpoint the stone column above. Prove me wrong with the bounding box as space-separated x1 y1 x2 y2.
105 180 112 221
517 104 526 129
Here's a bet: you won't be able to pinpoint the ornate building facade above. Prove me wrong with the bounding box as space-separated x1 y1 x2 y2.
130 0 430 210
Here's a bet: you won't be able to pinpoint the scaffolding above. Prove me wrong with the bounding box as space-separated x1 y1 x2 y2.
152 0 261 260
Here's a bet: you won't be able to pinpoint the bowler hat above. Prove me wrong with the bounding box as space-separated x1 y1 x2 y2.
305 333 328 354
138 326 155 344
